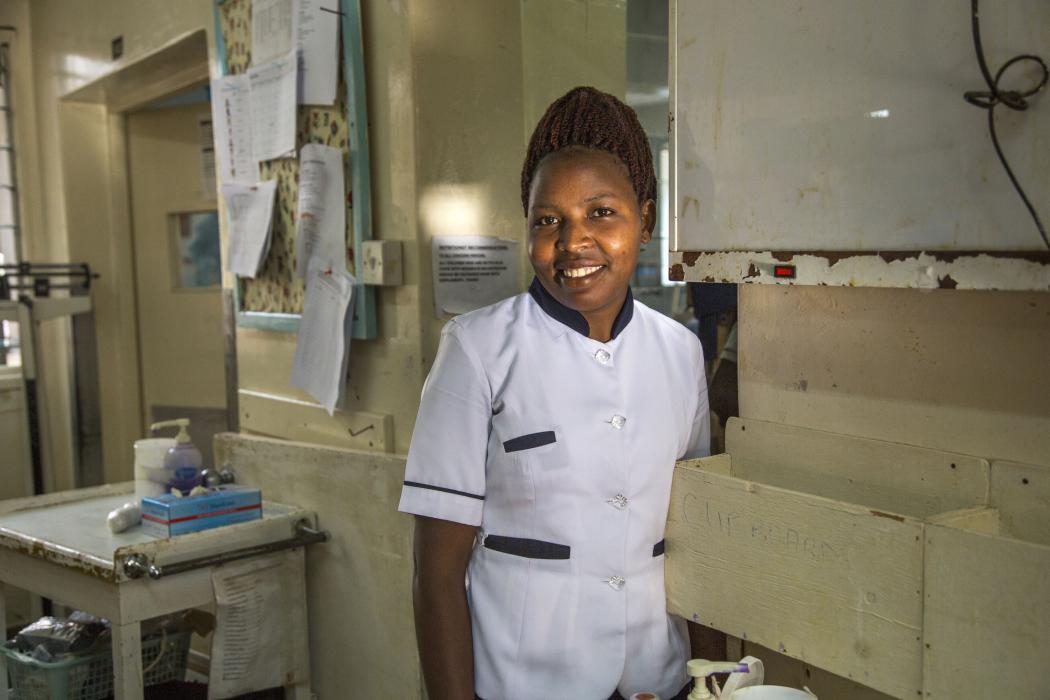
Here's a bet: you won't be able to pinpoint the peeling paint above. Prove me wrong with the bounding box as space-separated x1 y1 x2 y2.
870 510 906 523
670 251 1050 290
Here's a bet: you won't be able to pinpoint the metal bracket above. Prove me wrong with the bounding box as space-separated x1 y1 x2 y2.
121 520 329 580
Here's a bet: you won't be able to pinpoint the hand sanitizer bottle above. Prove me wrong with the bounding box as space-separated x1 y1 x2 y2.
151 419 203 494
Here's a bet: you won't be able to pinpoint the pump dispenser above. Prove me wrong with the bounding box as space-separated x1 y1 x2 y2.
150 419 203 494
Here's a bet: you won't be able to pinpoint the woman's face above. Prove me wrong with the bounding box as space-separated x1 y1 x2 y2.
526 147 654 331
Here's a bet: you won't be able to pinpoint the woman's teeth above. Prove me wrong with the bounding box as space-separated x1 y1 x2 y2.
562 266 603 278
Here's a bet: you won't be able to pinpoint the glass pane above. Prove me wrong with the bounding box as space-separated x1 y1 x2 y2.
0 187 12 228
0 148 12 185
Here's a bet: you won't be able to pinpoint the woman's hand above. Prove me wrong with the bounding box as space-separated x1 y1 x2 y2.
413 515 478 700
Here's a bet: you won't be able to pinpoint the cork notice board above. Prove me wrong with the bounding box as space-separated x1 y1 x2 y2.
214 0 375 338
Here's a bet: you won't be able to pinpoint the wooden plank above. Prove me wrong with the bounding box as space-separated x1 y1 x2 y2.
213 432 420 699
923 524 1050 698
725 418 989 519
990 460 1050 547
926 507 1000 536
666 459 924 699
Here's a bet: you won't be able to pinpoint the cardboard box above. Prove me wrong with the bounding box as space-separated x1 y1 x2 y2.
141 485 262 538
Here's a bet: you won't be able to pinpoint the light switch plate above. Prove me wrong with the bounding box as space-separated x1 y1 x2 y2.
361 240 402 286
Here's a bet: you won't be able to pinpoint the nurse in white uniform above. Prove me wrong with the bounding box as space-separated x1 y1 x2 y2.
399 86 710 700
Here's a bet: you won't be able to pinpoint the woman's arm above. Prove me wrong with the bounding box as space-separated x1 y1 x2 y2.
413 515 478 700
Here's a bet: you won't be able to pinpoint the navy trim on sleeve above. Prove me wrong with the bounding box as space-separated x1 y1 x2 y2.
528 277 634 340
503 430 557 453
652 539 666 557
484 535 570 560
403 480 485 501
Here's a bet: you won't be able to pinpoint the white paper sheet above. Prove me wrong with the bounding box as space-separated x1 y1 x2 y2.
432 235 520 316
251 0 297 65
210 74 257 185
248 51 298 162
295 143 345 278
291 256 355 414
209 554 302 700
297 0 339 105
222 180 278 278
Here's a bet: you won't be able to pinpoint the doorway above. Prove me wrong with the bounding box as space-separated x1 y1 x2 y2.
126 92 228 469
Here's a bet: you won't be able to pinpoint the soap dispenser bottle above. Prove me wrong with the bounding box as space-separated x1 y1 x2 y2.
151 419 202 494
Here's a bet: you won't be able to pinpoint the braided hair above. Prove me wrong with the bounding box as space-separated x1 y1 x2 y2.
521 86 655 216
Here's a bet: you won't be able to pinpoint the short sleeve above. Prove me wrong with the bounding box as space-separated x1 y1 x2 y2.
398 321 490 526
682 338 711 460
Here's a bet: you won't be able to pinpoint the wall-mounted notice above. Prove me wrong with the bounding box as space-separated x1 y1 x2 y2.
248 50 298 162
294 143 345 278
210 74 257 185
251 0 296 65
297 0 339 105
222 179 278 278
432 235 519 316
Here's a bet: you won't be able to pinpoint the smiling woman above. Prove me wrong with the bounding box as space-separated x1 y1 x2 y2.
400 86 710 700
526 146 654 342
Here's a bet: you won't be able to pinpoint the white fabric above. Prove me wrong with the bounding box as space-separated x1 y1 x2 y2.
399 290 710 699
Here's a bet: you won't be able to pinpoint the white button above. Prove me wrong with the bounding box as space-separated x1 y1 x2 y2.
605 576 626 591
610 414 626 430
594 349 611 365
607 494 628 510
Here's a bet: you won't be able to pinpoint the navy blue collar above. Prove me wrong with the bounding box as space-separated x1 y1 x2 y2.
528 277 634 340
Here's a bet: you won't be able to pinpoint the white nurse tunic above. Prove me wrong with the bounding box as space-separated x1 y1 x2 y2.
399 279 710 700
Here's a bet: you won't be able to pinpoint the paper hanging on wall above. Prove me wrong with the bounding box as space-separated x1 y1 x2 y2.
222 179 278 278
248 51 298 162
432 235 520 316
291 256 355 415
297 0 339 105
295 143 345 278
251 0 297 65
210 74 257 185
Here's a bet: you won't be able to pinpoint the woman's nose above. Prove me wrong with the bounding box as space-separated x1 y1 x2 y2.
556 217 592 251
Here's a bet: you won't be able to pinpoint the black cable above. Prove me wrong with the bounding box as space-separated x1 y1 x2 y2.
963 0 1049 250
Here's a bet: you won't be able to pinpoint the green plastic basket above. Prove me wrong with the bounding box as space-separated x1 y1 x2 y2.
2 629 190 700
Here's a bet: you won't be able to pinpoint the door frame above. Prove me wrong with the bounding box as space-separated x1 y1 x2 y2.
58 29 228 484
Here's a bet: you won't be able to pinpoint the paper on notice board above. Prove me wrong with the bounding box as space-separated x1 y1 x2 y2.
291 256 355 415
222 180 278 278
210 74 257 185
295 143 345 278
248 51 298 162
251 0 297 65
297 0 339 105
432 235 520 316
209 553 303 700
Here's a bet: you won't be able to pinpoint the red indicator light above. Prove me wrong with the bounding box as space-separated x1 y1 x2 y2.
773 264 796 279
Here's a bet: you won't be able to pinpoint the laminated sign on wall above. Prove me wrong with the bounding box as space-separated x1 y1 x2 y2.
432 235 520 316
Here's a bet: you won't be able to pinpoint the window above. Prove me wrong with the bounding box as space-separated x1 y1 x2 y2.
0 40 22 367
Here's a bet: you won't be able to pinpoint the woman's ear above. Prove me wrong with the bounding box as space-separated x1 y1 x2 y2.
640 199 656 244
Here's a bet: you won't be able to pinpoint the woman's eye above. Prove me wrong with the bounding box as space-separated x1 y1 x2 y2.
535 215 558 226
593 207 615 217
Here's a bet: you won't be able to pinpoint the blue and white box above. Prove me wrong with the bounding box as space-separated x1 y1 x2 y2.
141 485 262 538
